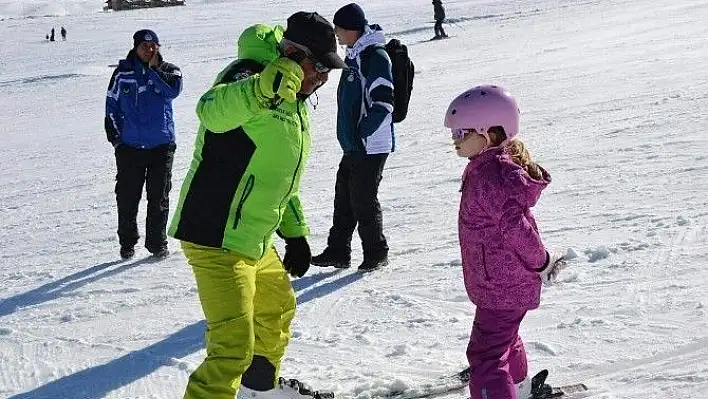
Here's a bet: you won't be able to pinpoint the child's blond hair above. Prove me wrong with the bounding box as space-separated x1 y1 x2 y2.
488 127 544 180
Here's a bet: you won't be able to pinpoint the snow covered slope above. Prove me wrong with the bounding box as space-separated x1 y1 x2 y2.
1 0 707 398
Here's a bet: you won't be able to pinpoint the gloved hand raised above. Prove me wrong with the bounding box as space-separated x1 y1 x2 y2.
538 251 566 286
282 236 311 278
255 57 304 104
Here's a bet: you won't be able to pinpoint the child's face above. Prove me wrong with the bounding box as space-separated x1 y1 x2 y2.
452 129 489 158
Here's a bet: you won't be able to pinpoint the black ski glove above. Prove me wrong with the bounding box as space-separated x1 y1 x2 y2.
282 236 311 278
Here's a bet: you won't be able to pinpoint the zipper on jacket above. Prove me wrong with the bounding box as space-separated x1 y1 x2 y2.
233 174 255 229
481 245 491 281
262 102 306 255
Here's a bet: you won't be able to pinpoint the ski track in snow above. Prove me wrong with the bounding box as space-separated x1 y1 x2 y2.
1 0 707 398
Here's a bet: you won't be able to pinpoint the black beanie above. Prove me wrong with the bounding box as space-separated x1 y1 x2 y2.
333 3 367 31
133 29 159 48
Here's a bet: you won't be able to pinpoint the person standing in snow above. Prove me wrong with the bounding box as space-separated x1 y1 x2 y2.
60 27 67 40
432 0 448 39
105 29 182 260
311 3 394 272
49 28 55 42
168 11 347 399
444 85 567 399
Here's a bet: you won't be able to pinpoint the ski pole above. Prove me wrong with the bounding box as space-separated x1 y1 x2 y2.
448 19 466 31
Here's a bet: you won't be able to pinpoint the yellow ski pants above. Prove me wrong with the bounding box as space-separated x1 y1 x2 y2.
182 242 296 399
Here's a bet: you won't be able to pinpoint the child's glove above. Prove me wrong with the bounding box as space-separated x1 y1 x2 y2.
538 251 566 285
255 57 304 105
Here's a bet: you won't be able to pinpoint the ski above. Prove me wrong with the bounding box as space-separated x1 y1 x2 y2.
530 370 588 398
548 383 590 397
375 367 470 399
313 392 335 399
428 35 454 41
367 368 587 399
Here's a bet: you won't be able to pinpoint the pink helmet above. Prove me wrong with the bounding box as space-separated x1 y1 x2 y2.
444 85 520 140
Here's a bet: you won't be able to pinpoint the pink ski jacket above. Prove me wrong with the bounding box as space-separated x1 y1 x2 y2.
458 146 550 310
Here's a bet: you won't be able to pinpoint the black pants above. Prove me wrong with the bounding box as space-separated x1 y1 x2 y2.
114 143 175 252
327 153 389 260
434 20 447 37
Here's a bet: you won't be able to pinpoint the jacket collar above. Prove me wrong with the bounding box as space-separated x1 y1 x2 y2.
346 24 386 59
464 146 551 207
121 49 163 70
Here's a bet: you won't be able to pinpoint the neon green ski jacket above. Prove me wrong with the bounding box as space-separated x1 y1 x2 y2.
169 24 310 260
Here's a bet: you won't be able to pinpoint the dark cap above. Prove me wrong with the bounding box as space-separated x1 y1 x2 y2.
333 3 367 31
284 11 347 70
133 29 159 48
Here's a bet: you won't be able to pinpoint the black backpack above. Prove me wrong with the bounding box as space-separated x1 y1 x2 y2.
362 39 415 123
385 39 414 123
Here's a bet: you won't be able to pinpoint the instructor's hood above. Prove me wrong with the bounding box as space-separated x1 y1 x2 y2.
237 24 285 64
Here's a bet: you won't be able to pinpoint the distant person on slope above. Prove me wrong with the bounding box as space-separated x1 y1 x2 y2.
168 11 346 399
105 29 182 260
311 3 394 272
60 26 67 40
432 0 448 39
49 27 55 42
444 85 567 399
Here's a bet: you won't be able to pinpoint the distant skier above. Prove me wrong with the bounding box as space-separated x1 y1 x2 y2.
444 85 567 399
60 27 67 40
45 34 49 41
432 0 448 39
49 28 55 42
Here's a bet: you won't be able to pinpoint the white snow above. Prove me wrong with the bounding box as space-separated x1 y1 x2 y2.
1 0 708 398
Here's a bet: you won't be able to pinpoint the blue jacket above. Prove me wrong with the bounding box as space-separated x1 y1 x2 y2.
337 25 395 154
105 51 182 149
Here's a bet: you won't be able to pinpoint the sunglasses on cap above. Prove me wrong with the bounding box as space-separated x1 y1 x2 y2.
289 49 331 74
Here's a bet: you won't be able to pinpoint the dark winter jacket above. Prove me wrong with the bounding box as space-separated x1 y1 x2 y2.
337 25 395 154
105 50 182 149
433 0 446 21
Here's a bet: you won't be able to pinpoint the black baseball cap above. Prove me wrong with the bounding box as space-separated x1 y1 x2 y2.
284 12 347 69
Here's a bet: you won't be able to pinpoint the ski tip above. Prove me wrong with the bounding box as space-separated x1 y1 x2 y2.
314 391 335 399
551 382 589 396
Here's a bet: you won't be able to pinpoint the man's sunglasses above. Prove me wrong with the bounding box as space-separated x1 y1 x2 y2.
289 50 331 74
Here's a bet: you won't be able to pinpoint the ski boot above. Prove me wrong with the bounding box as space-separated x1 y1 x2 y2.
238 378 334 399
